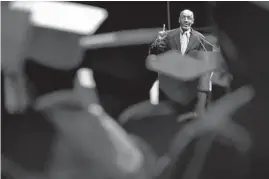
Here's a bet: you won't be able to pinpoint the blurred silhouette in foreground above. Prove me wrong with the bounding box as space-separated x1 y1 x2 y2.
2 64 158 179
167 2 269 179
1 2 157 179
3 2 269 179
122 2 269 179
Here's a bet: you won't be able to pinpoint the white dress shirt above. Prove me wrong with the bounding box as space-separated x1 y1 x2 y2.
179 27 191 55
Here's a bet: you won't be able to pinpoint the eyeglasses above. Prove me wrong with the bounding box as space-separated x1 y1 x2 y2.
180 15 193 21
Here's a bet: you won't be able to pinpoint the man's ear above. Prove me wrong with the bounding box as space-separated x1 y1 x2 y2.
191 18 194 25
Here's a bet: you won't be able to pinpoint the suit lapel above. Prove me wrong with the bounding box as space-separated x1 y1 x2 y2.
173 28 198 54
173 28 181 51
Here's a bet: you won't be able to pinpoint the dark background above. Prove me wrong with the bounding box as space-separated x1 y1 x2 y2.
76 1 210 33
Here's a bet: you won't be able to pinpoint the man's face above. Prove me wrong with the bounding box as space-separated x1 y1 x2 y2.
179 10 194 31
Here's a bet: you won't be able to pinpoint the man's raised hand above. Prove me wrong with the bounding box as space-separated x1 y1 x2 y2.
157 24 167 40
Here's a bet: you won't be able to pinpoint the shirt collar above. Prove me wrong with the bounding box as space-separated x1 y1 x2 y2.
180 27 191 36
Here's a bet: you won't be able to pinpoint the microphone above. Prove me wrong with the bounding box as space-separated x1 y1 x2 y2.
194 33 220 52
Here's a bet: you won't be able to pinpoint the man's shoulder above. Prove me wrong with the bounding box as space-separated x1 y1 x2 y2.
166 28 180 39
192 29 205 39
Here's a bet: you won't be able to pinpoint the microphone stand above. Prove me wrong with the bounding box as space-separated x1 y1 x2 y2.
167 1 171 30
178 34 221 122
198 35 220 52
149 1 171 105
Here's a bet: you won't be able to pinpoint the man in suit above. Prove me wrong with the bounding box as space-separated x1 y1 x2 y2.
150 9 207 111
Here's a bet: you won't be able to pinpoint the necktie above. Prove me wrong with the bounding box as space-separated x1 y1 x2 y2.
181 32 188 54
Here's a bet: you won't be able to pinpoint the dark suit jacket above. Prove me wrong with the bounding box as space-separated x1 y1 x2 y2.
149 28 206 55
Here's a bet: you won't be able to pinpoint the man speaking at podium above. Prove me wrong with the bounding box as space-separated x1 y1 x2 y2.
149 9 206 111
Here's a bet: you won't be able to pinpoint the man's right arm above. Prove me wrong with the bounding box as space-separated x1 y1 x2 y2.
149 33 169 55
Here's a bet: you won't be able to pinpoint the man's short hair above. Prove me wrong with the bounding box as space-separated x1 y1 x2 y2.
179 9 194 20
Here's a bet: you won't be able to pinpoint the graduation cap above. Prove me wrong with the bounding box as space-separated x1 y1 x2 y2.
2 2 108 112
146 50 224 81
10 1 108 35
9 1 108 70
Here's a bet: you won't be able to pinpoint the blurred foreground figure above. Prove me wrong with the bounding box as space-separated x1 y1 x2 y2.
168 2 269 179
1 3 156 179
2 66 157 179
123 2 269 179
